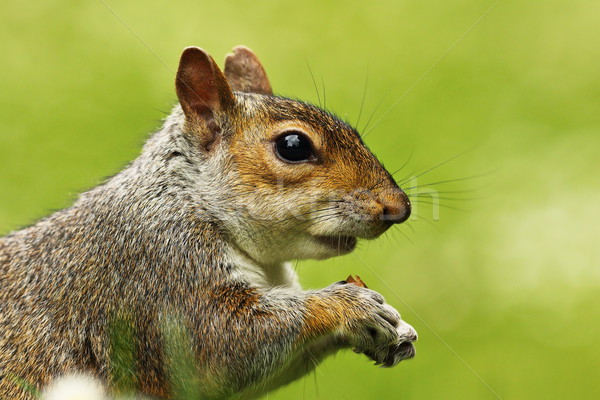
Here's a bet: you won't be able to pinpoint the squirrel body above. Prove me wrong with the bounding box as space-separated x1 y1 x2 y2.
0 46 416 399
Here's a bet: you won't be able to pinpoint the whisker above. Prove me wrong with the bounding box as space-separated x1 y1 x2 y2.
368 148 415 191
410 188 483 195
390 148 416 178
321 76 327 110
355 66 369 129
391 226 413 245
408 194 481 202
409 213 442 232
397 148 476 187
368 148 416 192
284 213 343 234
281 207 341 227
271 206 340 225
403 170 496 191
305 59 321 108
361 89 391 135
294 199 345 208
410 200 469 213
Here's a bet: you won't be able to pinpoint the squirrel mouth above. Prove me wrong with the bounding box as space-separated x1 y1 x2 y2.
314 235 357 252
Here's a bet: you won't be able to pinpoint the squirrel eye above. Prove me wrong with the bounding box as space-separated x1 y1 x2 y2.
274 132 315 163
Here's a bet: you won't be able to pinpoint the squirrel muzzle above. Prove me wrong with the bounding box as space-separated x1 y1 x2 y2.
379 189 411 224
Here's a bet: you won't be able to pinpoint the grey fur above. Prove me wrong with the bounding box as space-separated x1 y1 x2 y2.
1 78 416 399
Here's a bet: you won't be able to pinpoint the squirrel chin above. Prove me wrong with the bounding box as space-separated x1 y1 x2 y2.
313 235 357 254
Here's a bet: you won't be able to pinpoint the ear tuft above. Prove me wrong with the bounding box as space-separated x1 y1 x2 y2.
224 46 273 95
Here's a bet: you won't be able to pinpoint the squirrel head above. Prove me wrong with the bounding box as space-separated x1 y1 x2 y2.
175 46 410 264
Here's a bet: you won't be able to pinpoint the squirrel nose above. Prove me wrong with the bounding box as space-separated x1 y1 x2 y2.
380 190 411 224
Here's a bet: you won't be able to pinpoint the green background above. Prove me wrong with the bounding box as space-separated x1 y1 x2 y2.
1 1 599 399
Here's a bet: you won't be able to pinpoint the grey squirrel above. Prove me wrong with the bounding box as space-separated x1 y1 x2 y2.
0 46 417 399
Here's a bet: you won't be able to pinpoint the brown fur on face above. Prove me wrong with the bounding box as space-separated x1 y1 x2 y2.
214 93 409 262
233 94 404 206
176 47 410 263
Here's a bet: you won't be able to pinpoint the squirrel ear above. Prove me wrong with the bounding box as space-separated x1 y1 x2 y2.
176 47 235 150
224 46 273 95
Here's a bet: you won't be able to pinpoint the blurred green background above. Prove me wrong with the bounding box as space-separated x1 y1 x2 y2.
1 0 599 399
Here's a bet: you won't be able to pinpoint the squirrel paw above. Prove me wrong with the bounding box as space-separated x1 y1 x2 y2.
356 316 417 367
327 282 418 367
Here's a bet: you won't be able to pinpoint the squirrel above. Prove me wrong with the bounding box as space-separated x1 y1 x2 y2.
0 46 417 400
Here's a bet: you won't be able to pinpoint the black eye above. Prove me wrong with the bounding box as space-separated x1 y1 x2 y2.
274 132 315 163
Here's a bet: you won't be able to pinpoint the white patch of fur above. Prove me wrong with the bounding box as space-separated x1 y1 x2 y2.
225 246 301 289
42 374 151 400
42 374 106 400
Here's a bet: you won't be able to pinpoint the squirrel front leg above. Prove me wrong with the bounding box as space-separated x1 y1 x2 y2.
303 282 417 367
185 281 417 400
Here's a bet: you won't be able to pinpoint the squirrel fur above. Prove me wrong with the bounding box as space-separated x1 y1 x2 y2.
0 46 416 400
